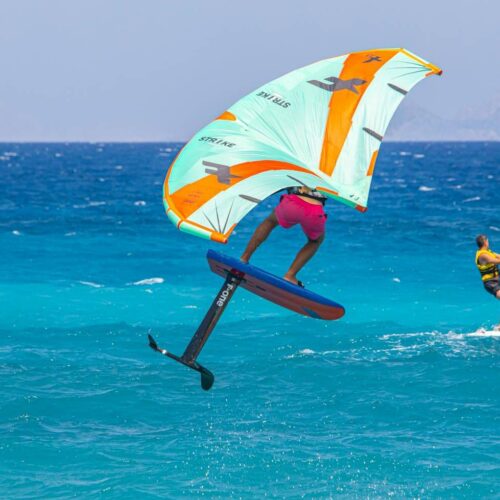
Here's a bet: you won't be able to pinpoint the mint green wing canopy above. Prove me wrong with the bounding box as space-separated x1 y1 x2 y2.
164 48 442 243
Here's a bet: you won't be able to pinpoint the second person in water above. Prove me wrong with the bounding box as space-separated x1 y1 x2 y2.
475 234 500 299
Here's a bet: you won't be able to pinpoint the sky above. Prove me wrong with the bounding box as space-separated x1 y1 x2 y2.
0 0 498 141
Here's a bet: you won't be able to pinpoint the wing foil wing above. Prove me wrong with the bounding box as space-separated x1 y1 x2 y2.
164 48 441 242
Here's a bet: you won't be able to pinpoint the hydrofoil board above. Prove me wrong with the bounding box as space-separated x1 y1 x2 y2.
207 250 344 320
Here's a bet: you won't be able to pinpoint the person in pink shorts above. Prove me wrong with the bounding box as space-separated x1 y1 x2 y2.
240 186 327 287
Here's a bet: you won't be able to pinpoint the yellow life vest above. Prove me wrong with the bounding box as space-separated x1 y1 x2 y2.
475 248 499 281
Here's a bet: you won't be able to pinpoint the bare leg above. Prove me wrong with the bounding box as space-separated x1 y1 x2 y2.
240 211 279 263
284 233 325 285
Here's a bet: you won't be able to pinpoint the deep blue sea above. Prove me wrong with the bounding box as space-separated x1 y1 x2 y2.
1 142 499 498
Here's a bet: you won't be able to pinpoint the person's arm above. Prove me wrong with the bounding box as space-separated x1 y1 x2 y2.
479 253 500 265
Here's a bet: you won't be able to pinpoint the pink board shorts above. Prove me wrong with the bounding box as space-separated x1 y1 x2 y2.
275 194 326 241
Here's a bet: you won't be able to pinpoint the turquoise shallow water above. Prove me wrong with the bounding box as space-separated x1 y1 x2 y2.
1 143 499 497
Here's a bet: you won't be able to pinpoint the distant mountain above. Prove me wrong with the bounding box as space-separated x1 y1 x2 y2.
386 98 500 141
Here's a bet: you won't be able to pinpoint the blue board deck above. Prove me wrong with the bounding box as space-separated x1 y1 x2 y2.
207 250 345 320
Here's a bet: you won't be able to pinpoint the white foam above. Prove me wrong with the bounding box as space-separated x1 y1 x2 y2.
12 230 21 236
285 347 340 360
467 328 500 338
299 348 315 355
413 154 425 159
399 151 411 156
79 281 104 288
73 201 106 209
183 305 198 309
381 329 500 341
64 232 76 236
134 201 146 206
392 277 401 283
418 186 436 192
489 226 500 232
284 348 315 359
463 196 480 203
131 277 164 286
379 332 431 340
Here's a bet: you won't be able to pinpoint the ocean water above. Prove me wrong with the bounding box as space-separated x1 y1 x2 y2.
1 142 499 498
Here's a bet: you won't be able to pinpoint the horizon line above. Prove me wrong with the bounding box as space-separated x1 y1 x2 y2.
1 139 499 144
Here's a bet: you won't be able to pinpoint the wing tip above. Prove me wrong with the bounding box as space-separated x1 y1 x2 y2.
171 215 231 244
210 232 228 244
215 111 237 122
399 48 442 76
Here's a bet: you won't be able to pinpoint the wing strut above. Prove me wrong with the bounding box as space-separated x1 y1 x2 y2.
148 270 243 391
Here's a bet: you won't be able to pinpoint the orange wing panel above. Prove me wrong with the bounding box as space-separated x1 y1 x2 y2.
366 150 379 176
168 160 316 219
319 50 398 177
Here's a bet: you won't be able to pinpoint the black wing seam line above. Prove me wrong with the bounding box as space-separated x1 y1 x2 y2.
214 201 222 233
203 213 218 232
287 175 308 186
222 199 235 234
